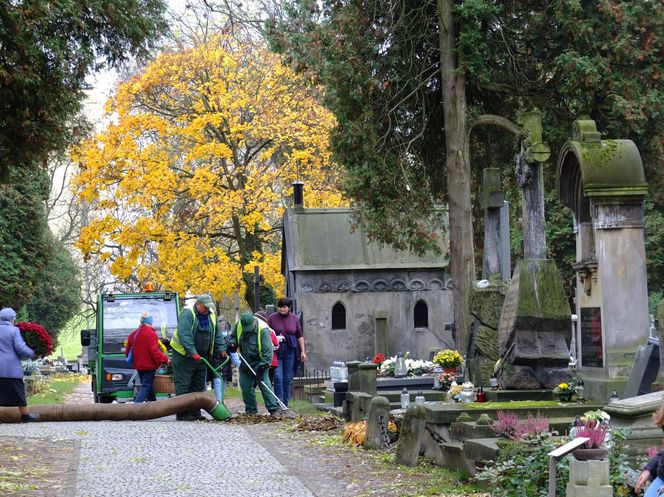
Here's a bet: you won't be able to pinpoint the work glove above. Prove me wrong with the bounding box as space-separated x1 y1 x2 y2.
230 352 241 368
277 335 285 343
227 342 238 353
256 364 268 377
191 353 201 362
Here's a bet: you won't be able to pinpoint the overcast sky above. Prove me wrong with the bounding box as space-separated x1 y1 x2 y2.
84 0 188 122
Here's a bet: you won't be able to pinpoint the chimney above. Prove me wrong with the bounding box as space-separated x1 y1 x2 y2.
293 181 304 207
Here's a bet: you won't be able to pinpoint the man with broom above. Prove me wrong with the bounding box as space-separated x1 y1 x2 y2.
229 312 294 418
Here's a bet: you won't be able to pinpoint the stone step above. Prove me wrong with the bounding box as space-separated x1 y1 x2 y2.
304 383 326 394
450 416 579 440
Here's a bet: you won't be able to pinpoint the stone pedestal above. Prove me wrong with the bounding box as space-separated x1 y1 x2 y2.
347 361 362 391
566 458 612 497
468 285 505 386
358 362 378 395
497 259 572 389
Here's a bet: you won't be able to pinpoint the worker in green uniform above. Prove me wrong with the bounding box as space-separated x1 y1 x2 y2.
171 294 226 421
229 311 282 416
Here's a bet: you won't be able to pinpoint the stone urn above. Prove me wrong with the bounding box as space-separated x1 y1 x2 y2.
572 448 609 461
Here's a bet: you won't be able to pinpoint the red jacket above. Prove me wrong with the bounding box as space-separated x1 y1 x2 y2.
269 328 279 367
126 324 169 371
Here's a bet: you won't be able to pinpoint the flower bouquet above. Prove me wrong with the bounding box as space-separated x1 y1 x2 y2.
378 355 434 377
433 349 463 370
553 382 576 401
16 322 54 358
572 419 610 460
405 358 435 376
435 371 457 391
372 353 386 366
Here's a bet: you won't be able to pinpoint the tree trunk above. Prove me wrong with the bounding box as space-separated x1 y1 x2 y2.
437 0 476 356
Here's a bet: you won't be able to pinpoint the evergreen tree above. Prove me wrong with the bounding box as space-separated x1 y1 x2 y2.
0 1 168 181
271 0 664 350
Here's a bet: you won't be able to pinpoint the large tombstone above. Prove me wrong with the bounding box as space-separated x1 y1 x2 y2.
496 111 573 389
556 117 649 401
467 169 510 386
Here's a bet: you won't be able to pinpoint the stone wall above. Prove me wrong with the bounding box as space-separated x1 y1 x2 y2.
294 269 455 370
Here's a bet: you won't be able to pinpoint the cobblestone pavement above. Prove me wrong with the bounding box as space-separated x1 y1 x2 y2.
0 381 314 497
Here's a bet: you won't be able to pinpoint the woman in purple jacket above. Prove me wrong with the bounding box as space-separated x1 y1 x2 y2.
0 308 40 422
267 297 307 407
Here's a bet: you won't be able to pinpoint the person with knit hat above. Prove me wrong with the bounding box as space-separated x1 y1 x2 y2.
170 294 226 421
229 311 282 416
125 312 170 403
0 308 40 422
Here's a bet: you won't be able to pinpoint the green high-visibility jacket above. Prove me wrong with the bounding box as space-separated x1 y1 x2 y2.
231 318 273 367
171 307 224 357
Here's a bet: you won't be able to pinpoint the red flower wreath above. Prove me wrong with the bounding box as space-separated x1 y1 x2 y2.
16 322 54 358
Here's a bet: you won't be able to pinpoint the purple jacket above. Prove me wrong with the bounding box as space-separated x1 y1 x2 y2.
0 319 35 379
267 312 303 349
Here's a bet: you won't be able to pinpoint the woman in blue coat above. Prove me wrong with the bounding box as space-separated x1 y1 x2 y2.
0 308 40 422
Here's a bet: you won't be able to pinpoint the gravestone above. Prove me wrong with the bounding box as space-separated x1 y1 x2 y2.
364 396 391 450
374 310 388 357
496 111 572 389
623 343 659 398
394 404 427 467
657 300 664 389
468 168 510 385
557 117 649 401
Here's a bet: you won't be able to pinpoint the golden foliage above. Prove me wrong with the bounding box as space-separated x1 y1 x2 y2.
343 420 367 446
342 420 399 447
72 35 345 298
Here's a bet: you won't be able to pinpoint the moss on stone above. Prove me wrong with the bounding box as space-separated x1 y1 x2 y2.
476 413 493 425
475 325 500 360
471 286 506 329
515 260 570 319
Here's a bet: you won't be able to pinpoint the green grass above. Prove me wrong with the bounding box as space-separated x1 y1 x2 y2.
27 374 85 405
49 325 85 362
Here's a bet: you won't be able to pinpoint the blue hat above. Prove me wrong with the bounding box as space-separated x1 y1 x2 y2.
0 308 16 322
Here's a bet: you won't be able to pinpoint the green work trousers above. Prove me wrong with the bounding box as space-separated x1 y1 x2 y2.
238 365 279 414
172 350 207 396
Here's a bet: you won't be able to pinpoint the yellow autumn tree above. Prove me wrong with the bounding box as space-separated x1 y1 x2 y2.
72 35 344 304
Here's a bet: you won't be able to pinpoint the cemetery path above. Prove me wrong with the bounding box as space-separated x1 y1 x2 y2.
0 379 488 497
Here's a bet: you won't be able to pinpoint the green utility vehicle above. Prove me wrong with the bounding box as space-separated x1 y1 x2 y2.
81 291 180 403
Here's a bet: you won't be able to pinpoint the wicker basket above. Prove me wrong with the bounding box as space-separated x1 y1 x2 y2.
154 374 175 394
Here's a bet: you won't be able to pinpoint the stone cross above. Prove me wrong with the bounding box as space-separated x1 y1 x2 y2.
481 167 510 281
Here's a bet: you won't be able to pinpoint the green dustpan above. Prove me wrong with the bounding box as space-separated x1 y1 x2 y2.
201 357 232 421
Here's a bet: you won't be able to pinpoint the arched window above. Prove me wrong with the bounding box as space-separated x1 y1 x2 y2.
414 300 428 328
331 302 346 330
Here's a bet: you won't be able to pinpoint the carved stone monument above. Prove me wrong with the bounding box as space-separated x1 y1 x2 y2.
497 111 573 389
467 168 510 386
557 117 649 401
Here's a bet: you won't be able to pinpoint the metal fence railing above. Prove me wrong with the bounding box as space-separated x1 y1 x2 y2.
291 365 331 402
